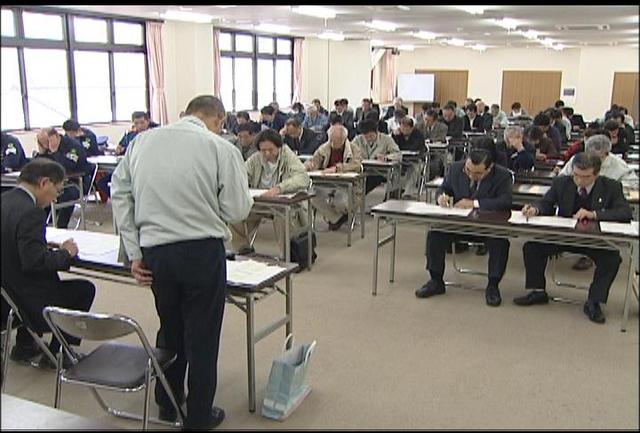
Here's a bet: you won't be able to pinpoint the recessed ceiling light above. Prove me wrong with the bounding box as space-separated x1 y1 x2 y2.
454 6 487 15
520 29 541 40
397 5 410 11
291 6 337 19
552 44 566 51
370 39 385 47
160 10 214 24
318 31 344 41
446 38 466 47
364 20 398 32
493 18 519 30
471 44 487 51
254 23 291 34
413 31 438 40
538 37 555 47
398 44 415 51
484 32 491 36
179 6 192 11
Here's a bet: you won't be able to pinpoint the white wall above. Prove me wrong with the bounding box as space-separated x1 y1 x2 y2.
395 45 638 121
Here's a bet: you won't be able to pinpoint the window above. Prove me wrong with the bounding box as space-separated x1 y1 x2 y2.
1 7 149 130
218 29 294 112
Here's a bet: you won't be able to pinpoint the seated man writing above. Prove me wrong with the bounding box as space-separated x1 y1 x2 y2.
392 117 426 199
304 125 363 231
352 119 401 195
230 129 311 254
1 159 95 367
415 145 512 306
515 152 633 323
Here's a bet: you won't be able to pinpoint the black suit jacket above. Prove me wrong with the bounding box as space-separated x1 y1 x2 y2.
1 188 74 326
535 175 632 222
437 161 512 211
463 115 483 132
283 128 320 155
444 116 464 139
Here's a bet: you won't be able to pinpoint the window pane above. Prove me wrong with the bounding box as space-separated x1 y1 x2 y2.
73 17 107 43
276 39 291 55
275 59 292 109
236 34 253 53
24 49 70 127
1 47 24 130
257 59 274 109
219 32 232 51
258 37 273 54
234 58 253 111
1 9 15 37
23 12 63 40
74 51 111 123
114 21 143 45
220 57 233 112
113 52 146 121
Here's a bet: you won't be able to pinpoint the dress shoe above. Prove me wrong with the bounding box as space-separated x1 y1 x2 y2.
485 286 502 306
475 245 488 256
237 246 255 256
583 301 605 324
328 214 349 231
415 279 446 298
38 351 85 370
181 406 226 430
572 256 593 271
513 290 549 306
9 343 43 364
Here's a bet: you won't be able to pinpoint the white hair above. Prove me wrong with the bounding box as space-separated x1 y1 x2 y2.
585 134 612 154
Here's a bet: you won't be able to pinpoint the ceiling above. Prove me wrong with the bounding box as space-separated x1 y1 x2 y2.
50 5 639 50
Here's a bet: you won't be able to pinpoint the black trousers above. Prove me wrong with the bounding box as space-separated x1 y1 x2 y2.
523 242 622 303
14 279 95 353
142 238 226 430
45 186 80 228
426 231 510 285
365 175 387 195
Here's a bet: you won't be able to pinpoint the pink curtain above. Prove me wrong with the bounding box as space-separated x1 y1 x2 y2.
379 49 396 103
212 29 222 98
292 38 303 103
145 22 168 124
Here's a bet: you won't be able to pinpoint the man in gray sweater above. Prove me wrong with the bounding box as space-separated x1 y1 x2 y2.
112 95 253 430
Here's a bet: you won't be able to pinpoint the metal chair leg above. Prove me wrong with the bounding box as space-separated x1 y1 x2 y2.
2 311 15 392
142 360 152 430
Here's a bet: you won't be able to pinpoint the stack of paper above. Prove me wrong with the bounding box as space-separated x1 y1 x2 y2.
508 213 577 228
404 202 472 217
46 228 120 265
599 221 639 237
226 259 286 286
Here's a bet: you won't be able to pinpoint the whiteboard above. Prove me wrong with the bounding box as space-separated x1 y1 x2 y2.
397 73 435 102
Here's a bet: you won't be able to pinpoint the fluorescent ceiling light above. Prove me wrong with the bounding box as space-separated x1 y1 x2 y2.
397 5 410 11
446 38 466 47
398 44 415 51
160 10 214 24
454 6 487 15
520 29 541 40
370 39 385 47
318 31 344 41
539 37 555 47
471 44 487 51
254 23 291 34
493 18 519 30
413 31 438 40
364 20 398 32
552 44 565 51
291 6 337 19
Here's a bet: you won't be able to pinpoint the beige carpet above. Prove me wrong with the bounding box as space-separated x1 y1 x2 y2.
3 192 638 430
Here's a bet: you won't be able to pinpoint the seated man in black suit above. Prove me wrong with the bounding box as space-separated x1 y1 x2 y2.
281 117 320 155
415 146 512 306
442 103 464 139
515 152 633 323
1 159 95 366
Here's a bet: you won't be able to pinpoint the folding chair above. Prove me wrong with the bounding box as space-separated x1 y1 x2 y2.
1 286 57 391
42 306 185 430
48 163 99 230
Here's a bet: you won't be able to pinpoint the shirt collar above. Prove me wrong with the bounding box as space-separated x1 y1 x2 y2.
16 184 36 205
182 115 207 130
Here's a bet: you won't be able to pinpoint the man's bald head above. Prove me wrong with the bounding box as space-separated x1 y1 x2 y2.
328 125 348 149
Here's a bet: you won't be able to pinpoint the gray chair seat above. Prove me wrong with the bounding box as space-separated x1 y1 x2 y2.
64 342 175 389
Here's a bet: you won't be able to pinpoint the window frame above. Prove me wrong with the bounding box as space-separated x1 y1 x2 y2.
0 6 152 130
218 28 294 112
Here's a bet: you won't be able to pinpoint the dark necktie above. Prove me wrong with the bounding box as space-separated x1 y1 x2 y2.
579 187 587 198
470 180 477 197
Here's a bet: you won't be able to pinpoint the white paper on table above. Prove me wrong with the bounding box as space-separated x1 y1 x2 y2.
404 202 472 217
508 213 577 228
46 227 120 257
249 188 301 199
226 259 286 285
308 170 360 178
599 221 639 237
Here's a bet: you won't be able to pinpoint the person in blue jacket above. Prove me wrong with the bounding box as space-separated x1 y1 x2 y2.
1 132 27 174
62 119 103 157
116 111 158 156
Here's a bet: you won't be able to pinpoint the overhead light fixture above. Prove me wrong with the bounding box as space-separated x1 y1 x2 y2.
397 44 415 51
454 6 487 15
160 9 215 24
493 18 519 30
364 20 398 32
520 29 541 40
291 6 337 19
397 5 410 11
539 37 555 47
254 23 291 34
446 38 466 47
552 44 566 51
318 31 344 41
370 39 385 47
413 31 438 40
471 44 487 51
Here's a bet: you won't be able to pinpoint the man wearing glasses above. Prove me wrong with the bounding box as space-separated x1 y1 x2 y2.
415 140 512 306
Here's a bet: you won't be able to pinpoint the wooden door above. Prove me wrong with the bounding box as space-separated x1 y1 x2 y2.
611 72 639 123
413 69 469 115
501 71 562 117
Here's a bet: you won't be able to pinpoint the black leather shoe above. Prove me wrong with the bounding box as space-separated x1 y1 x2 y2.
485 286 502 306
328 214 349 231
475 245 488 256
182 407 225 430
10 343 42 363
38 352 85 370
572 256 593 271
238 246 255 256
513 290 549 306
415 279 446 298
583 301 605 324
159 405 178 423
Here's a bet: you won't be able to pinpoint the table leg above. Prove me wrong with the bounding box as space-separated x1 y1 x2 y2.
306 200 312 270
347 183 353 247
390 220 397 283
79 177 86 230
360 176 366 239
372 214 380 296
284 207 291 263
246 295 256 412
286 274 293 348
621 243 635 332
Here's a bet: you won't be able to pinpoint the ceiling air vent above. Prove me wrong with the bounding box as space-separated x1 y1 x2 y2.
556 24 610 31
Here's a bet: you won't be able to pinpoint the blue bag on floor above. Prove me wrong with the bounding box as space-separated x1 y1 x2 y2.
262 334 316 421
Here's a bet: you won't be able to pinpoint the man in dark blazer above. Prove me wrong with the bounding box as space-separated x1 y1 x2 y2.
415 145 513 306
442 103 464 139
515 152 632 323
1 159 95 366
282 117 320 155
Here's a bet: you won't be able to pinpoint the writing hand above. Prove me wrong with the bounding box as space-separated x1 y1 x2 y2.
61 238 79 257
376 154 387 162
522 204 538 218
437 194 451 208
454 198 474 209
573 208 596 222
323 166 337 174
261 186 282 198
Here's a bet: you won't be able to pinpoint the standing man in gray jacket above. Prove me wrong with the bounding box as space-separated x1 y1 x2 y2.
111 95 253 430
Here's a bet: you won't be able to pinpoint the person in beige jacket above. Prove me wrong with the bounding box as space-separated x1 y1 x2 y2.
230 129 311 253
351 119 401 194
304 125 363 230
